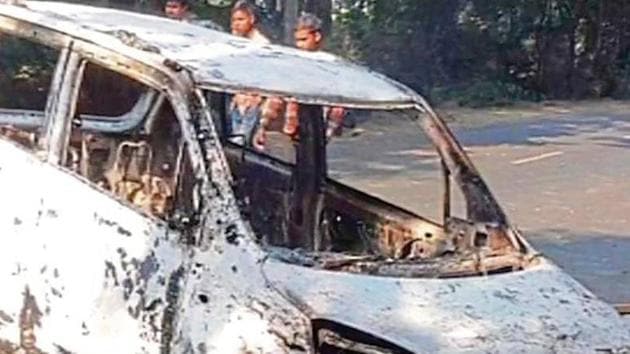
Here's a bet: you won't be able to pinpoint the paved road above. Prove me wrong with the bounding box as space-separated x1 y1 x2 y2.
329 106 630 304
452 114 630 304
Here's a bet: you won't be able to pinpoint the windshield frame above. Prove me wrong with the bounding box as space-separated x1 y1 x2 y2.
201 88 511 226
202 87 531 264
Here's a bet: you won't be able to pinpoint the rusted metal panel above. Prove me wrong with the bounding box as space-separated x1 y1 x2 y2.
416 101 510 227
44 48 83 165
288 104 326 251
170 243 311 353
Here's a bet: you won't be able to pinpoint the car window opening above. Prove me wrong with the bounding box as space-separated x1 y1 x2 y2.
0 33 59 151
65 62 195 221
211 91 530 278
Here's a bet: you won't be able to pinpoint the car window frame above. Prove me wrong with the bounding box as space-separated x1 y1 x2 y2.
55 56 202 224
0 23 69 155
0 19 206 225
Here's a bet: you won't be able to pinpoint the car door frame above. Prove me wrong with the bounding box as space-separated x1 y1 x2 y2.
0 16 210 233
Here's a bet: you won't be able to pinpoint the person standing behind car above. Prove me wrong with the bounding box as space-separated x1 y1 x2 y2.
230 0 270 44
164 0 223 30
254 13 345 148
228 0 271 146
164 0 198 22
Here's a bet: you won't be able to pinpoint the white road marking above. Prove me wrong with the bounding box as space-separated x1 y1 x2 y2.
511 151 564 165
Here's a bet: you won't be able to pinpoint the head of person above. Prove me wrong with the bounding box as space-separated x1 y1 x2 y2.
231 0 258 37
164 0 189 20
294 13 323 51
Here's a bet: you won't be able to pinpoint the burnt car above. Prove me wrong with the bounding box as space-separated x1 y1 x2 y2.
0 1 627 353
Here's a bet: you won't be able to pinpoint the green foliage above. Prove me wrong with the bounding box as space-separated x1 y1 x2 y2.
432 80 545 108
6 0 630 108
331 0 630 105
191 3 230 30
332 0 463 92
0 36 58 109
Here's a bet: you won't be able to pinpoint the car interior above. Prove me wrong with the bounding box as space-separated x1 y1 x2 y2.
0 33 194 223
208 92 522 274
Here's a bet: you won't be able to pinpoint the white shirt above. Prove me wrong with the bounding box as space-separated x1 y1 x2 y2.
248 29 270 44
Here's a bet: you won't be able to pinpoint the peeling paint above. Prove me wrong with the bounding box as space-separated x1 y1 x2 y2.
160 266 184 354
263 258 630 353
104 261 119 286
225 224 239 245
117 226 132 237
19 287 44 354
0 311 13 325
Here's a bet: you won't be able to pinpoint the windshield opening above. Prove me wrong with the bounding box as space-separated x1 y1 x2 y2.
327 108 445 223
205 90 530 277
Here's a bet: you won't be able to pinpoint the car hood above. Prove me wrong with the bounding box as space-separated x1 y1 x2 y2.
263 257 630 353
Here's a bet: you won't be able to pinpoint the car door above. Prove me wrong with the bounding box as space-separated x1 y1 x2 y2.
212 95 328 250
209 92 297 246
0 29 197 353
0 28 69 353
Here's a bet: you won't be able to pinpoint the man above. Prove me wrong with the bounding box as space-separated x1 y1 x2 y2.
230 0 269 44
164 0 197 22
228 1 270 147
255 13 345 148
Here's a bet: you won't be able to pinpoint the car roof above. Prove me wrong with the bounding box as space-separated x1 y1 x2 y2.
0 1 420 109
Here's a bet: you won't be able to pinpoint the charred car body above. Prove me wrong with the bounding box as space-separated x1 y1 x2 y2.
0 1 627 353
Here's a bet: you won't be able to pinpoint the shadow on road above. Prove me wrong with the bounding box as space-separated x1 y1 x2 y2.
526 228 630 304
452 115 630 149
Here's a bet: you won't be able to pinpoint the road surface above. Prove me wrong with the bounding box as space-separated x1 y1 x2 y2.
329 100 630 305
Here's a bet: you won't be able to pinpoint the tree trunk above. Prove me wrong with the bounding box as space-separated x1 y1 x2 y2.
282 0 299 44
304 0 332 35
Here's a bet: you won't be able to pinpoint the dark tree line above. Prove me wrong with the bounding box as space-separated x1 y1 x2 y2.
331 0 630 105
28 0 630 106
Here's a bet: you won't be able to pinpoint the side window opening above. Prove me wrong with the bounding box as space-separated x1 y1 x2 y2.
209 91 520 274
65 62 194 221
77 63 146 117
219 98 450 257
327 109 444 221
215 92 297 165
0 33 59 150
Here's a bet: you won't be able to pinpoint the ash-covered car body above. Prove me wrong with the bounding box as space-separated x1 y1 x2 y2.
0 1 627 353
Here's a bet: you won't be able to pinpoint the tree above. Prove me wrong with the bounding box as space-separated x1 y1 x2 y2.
43 0 630 105
332 0 630 104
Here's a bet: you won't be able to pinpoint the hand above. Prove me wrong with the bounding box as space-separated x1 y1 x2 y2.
283 101 300 136
326 106 346 139
253 127 267 151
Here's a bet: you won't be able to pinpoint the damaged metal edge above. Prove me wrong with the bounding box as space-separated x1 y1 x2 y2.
198 83 419 111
